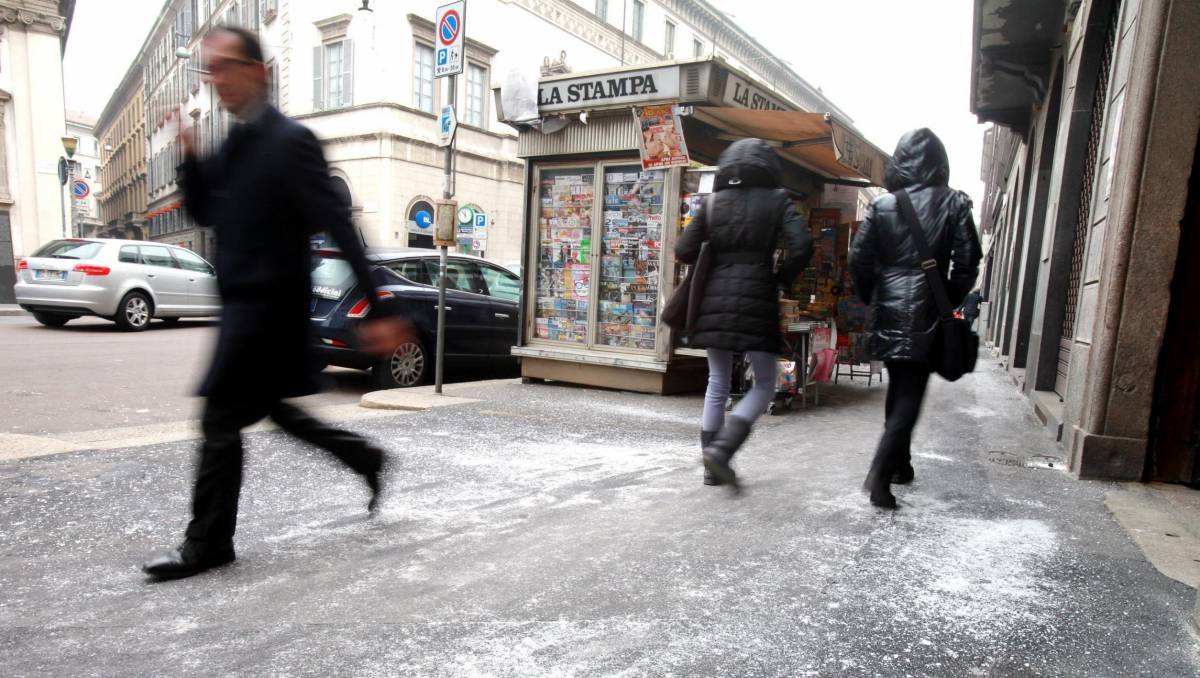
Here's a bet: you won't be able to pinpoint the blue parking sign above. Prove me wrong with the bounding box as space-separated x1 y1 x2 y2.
474 213 486 228
437 48 448 66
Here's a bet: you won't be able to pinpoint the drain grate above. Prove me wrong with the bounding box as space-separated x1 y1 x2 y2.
986 450 1066 471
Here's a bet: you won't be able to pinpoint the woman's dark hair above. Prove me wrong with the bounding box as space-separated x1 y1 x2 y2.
213 25 265 64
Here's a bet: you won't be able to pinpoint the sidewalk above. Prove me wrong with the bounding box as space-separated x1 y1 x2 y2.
0 304 26 316
1 359 1197 676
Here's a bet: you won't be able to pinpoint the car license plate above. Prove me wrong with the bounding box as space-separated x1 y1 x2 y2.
34 269 67 281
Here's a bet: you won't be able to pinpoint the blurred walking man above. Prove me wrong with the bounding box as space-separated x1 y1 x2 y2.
142 26 410 580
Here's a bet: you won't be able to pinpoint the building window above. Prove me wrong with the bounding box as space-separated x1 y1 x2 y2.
694 38 704 58
261 0 277 23
414 43 435 113
466 63 486 127
595 0 608 21
664 20 676 56
313 40 354 111
632 0 644 42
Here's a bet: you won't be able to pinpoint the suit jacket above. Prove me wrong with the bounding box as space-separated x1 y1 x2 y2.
180 105 383 403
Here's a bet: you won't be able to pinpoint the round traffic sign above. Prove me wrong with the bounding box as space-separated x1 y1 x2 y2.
438 10 461 46
71 179 90 199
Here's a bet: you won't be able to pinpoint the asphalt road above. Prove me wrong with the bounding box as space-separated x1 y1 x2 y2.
0 314 496 437
1 359 1197 676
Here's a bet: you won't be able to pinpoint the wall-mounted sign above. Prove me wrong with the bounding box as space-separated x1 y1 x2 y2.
634 105 690 170
537 66 679 113
408 200 436 235
723 75 789 112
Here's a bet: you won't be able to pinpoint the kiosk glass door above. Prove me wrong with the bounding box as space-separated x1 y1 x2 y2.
533 167 595 344
596 165 666 351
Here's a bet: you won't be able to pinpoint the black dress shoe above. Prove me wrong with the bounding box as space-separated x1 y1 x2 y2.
869 488 899 509
366 471 382 513
863 473 898 510
142 540 235 580
365 449 387 513
891 464 915 485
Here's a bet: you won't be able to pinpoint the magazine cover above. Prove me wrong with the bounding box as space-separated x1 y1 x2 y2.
634 105 690 170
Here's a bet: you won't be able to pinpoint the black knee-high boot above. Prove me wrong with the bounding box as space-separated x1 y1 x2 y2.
701 430 720 486
702 415 751 492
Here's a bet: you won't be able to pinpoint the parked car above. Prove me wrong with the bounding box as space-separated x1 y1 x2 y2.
310 249 521 388
14 238 220 331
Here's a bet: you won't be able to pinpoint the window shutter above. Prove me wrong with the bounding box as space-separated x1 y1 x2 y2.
313 45 324 111
342 40 354 107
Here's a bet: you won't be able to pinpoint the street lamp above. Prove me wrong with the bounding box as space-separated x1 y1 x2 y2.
61 136 77 158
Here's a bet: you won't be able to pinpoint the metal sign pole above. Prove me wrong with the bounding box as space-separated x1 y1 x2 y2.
435 73 457 395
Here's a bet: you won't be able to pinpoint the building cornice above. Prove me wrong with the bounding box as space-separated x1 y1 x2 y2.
500 0 661 66
0 4 67 34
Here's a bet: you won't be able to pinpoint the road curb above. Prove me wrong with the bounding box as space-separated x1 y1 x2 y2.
360 389 480 411
0 306 27 316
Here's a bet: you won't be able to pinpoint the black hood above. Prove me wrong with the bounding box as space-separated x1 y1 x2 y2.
884 128 950 192
715 138 782 190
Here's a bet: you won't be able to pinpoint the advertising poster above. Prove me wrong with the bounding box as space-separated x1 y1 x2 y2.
634 105 690 171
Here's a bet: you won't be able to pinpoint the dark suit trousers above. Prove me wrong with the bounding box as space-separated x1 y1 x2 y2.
867 361 932 480
185 399 383 544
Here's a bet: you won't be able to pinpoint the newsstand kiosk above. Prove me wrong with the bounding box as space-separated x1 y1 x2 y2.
496 57 888 394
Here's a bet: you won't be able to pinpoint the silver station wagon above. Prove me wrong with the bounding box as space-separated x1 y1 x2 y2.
15 238 219 331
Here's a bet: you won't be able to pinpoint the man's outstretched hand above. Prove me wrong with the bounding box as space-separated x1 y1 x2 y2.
357 316 419 357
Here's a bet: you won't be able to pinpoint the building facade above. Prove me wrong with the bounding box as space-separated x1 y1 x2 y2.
111 0 863 266
96 61 147 240
64 112 102 237
0 0 72 304
972 0 1200 483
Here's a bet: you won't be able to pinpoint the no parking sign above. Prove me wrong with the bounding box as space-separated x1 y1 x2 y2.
434 1 465 78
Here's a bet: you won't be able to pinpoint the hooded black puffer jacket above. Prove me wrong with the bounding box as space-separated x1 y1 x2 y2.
675 138 813 353
850 128 982 362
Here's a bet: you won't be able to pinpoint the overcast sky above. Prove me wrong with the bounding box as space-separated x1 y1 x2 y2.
63 0 986 205
706 0 987 209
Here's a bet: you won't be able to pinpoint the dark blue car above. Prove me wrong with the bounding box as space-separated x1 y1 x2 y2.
310 249 521 388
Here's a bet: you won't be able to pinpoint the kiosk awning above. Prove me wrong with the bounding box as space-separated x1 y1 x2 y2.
693 108 889 187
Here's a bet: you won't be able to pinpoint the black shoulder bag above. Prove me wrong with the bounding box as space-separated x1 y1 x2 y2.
663 194 714 336
895 189 978 381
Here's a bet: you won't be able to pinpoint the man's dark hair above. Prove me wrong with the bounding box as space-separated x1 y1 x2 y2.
213 25 264 64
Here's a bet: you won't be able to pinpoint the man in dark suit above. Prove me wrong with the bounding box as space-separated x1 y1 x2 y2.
142 26 411 580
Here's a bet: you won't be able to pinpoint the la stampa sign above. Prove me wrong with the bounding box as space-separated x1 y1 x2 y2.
537 66 680 113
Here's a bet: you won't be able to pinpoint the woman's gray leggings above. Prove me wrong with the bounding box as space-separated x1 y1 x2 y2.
703 349 778 433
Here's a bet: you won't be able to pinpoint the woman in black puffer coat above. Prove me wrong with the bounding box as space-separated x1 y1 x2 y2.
850 128 982 508
676 138 812 490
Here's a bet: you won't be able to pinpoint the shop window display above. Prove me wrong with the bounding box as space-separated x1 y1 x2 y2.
535 168 593 344
597 166 665 350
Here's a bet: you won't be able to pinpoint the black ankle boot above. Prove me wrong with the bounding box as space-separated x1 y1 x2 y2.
702 416 751 492
701 430 721 486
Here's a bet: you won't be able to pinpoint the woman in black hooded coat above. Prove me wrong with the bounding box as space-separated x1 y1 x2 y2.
850 128 982 508
676 138 812 490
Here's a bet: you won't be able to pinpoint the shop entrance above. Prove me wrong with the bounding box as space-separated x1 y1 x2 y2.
1149 138 1200 485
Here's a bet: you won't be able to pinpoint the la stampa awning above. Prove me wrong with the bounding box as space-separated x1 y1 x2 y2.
693 108 889 187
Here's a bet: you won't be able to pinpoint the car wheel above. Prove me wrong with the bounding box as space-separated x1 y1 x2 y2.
114 291 152 332
374 339 429 388
32 312 73 327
